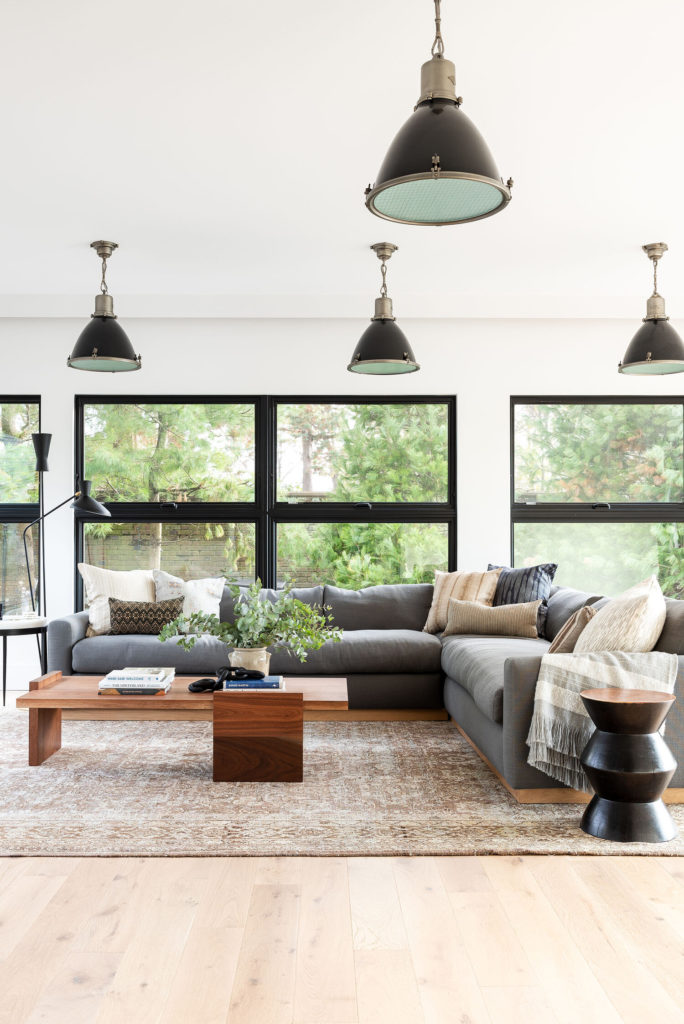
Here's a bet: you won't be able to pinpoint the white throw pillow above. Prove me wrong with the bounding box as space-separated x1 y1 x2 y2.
78 564 155 635
574 576 667 654
153 569 225 618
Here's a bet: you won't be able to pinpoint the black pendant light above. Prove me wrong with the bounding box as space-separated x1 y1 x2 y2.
364 0 512 226
348 243 419 374
619 243 684 375
67 241 141 372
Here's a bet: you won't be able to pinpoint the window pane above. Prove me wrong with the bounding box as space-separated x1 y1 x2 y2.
277 403 449 503
0 402 39 503
277 522 448 588
514 522 683 598
0 523 39 614
83 522 256 584
514 404 684 503
84 403 255 503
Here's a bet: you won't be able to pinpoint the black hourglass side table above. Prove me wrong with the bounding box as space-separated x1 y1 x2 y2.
580 688 678 844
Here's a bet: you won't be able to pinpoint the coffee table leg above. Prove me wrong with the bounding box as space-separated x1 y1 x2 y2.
213 692 303 782
29 707 62 766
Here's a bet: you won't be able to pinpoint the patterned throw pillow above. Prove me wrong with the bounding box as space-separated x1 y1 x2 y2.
423 568 502 634
443 598 542 639
547 605 596 654
488 563 558 638
108 597 184 636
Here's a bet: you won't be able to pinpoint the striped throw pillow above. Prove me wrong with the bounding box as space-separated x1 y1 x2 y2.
574 576 667 653
443 598 542 639
488 563 558 638
423 569 502 634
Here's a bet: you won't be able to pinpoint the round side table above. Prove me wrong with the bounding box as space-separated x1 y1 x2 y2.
580 687 678 844
0 622 48 706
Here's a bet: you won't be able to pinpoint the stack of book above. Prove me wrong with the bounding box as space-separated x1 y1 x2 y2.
223 674 285 691
98 667 175 696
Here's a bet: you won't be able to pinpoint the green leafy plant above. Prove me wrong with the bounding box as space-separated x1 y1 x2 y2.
158 578 342 662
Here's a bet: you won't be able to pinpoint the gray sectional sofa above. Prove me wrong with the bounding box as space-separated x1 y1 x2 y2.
48 580 684 796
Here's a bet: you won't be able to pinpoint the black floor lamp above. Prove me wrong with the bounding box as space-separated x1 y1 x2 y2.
22 433 110 616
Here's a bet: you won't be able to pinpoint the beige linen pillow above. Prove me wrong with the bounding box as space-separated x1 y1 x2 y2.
547 605 596 654
443 598 541 639
78 564 155 635
424 568 502 633
153 569 225 618
574 576 667 653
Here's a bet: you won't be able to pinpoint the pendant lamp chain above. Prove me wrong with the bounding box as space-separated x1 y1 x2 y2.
380 257 389 297
652 254 659 296
431 0 445 56
99 254 109 296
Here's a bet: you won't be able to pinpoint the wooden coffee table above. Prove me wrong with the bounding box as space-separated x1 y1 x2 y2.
16 671 348 783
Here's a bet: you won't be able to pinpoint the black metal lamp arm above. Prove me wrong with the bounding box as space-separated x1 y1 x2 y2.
22 493 79 613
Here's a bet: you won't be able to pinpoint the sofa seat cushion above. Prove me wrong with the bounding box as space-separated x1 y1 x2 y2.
72 634 236 675
440 634 549 724
271 630 442 676
72 628 443 677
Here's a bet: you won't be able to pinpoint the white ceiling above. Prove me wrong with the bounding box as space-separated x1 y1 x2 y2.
1 0 684 318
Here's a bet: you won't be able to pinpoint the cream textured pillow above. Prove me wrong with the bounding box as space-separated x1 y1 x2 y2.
574 576 666 653
443 598 541 639
153 569 225 618
78 564 155 635
424 568 502 633
547 605 596 654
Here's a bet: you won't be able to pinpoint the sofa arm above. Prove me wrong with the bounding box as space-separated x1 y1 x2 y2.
47 612 90 675
501 655 561 790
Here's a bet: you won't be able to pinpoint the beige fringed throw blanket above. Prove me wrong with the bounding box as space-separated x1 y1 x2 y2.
526 651 678 791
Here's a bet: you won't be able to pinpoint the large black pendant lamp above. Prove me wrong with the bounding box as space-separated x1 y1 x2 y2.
619 243 684 375
67 241 141 372
348 243 419 374
364 0 512 226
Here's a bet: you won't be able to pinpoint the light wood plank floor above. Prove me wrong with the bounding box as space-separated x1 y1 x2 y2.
0 856 682 1024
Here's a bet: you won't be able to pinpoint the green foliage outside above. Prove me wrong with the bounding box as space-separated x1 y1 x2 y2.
0 402 39 503
515 404 684 598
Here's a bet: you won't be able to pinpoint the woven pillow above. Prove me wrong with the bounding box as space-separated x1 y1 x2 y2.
153 570 225 618
108 597 184 636
547 605 596 654
78 563 156 635
488 562 558 638
574 576 667 653
443 598 541 639
424 569 502 634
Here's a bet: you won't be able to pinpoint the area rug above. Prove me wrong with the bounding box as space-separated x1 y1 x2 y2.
1 712 682 856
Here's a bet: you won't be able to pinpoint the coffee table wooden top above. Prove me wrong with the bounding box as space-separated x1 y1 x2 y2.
16 673 348 712
580 687 676 705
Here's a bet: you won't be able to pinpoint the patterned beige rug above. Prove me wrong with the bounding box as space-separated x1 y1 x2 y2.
1 712 682 856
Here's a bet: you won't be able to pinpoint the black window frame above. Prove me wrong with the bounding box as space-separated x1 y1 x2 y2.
0 395 41 614
75 394 457 607
510 395 684 563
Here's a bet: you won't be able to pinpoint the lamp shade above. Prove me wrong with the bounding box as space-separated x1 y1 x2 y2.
366 98 510 226
619 318 684 375
31 432 52 472
348 318 420 374
67 317 141 373
71 480 110 517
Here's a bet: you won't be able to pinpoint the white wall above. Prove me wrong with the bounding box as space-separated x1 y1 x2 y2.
2 314 681 686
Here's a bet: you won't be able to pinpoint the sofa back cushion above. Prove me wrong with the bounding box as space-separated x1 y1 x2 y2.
654 598 684 655
323 584 433 631
218 585 325 624
545 586 603 641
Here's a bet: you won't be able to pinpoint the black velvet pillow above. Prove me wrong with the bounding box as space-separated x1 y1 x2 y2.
487 563 558 638
108 597 184 635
